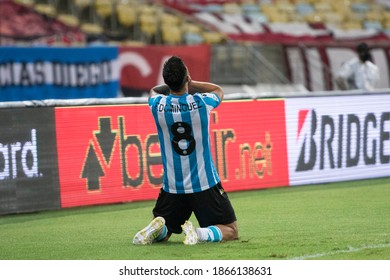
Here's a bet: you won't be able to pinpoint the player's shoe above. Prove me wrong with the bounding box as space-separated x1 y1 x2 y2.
133 216 165 245
181 220 198 245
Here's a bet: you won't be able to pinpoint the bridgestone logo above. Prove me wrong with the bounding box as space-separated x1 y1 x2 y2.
296 110 390 171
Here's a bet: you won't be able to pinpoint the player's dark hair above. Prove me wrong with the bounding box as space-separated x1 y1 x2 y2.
163 56 187 92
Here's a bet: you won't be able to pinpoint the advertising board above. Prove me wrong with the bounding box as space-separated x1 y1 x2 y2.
286 94 390 185
0 47 119 101
56 99 289 208
0 108 60 214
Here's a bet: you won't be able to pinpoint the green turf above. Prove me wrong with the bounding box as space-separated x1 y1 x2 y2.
0 178 389 260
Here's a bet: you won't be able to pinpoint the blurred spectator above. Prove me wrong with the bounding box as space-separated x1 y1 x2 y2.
335 42 380 91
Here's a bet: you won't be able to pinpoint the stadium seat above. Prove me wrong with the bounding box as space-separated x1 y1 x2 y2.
260 4 278 15
116 4 137 28
261 5 288 22
74 0 92 9
34 3 57 17
139 14 159 43
351 3 370 13
314 2 332 13
341 21 362 30
268 11 289 23
95 0 113 19
323 12 344 26
160 12 183 45
365 11 383 22
81 22 104 34
202 31 226 44
181 22 204 44
182 22 202 34
161 13 181 26
139 4 158 15
276 2 295 14
328 0 347 14
363 20 383 31
305 13 323 24
13 0 34 6
296 3 314 15
161 25 182 45
288 13 305 23
383 11 390 22
183 32 204 45
223 3 242 14
58 14 80 27
241 3 261 16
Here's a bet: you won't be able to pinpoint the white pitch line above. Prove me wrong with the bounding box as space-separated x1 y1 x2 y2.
291 243 390 260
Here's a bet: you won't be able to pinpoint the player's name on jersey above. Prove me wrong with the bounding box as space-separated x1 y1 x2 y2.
155 100 203 113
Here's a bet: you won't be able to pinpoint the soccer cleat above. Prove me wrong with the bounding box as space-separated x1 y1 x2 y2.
133 216 165 245
181 220 198 245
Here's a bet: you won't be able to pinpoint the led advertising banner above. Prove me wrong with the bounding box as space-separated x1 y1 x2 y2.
286 94 390 186
0 108 60 214
210 99 289 191
56 99 289 208
0 47 119 101
56 105 161 208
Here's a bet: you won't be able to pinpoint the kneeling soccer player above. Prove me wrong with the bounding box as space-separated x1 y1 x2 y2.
133 56 238 245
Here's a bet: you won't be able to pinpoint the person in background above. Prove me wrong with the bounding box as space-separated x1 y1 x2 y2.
133 56 238 245
335 42 380 91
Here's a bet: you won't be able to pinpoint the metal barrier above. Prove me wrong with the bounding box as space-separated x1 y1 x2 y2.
210 43 290 85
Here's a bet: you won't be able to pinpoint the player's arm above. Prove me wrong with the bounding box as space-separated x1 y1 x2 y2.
149 84 170 98
188 80 224 101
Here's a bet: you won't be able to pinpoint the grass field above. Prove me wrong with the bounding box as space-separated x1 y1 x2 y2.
0 178 389 260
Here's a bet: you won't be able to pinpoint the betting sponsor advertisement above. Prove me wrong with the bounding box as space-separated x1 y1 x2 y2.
209 99 289 191
55 105 160 207
286 94 390 186
55 99 289 208
0 108 60 214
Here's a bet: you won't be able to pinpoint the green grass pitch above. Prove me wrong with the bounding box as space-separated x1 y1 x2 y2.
0 177 389 260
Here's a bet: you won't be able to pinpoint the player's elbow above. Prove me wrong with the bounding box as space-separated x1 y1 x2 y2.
214 87 224 101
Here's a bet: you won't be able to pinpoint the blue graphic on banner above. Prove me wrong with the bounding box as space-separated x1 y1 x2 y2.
0 47 119 101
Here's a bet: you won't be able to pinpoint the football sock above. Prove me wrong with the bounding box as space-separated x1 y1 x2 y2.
196 226 223 242
155 225 168 242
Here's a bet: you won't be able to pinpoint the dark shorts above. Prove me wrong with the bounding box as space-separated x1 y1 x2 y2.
152 183 237 234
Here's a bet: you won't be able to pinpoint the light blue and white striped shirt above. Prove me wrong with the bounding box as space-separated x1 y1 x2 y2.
149 92 221 194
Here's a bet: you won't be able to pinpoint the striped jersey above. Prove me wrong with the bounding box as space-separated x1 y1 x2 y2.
149 92 221 194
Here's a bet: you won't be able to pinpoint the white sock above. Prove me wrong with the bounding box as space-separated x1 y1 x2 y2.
196 226 223 242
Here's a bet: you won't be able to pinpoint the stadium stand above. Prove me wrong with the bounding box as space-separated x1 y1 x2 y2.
2 0 390 46
0 0 85 44
1 0 230 45
1 0 390 92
